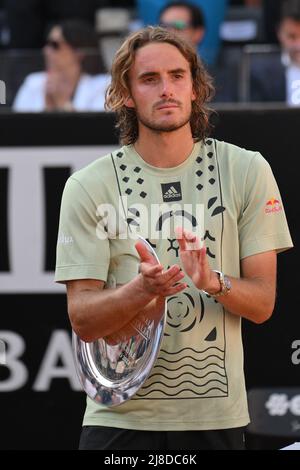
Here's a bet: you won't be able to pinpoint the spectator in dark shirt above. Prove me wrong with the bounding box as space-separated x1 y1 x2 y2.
250 0 300 104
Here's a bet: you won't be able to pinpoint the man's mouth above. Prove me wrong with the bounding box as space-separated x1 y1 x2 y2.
157 104 179 110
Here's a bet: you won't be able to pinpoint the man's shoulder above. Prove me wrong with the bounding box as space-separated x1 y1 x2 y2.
71 149 119 186
213 139 271 182
214 139 259 164
69 147 134 195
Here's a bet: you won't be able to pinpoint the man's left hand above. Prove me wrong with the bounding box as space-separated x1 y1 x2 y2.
175 227 219 293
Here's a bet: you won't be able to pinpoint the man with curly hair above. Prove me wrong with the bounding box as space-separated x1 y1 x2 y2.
55 27 293 450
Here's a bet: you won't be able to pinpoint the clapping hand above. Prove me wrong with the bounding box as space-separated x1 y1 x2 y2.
175 227 214 291
104 239 187 345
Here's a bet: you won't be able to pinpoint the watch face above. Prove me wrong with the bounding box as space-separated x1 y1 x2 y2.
224 276 231 291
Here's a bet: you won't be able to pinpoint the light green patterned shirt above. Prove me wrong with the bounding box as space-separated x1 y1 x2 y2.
55 139 293 431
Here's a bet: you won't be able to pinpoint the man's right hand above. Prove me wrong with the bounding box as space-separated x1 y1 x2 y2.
66 242 187 343
135 240 187 297
45 71 75 110
103 242 187 345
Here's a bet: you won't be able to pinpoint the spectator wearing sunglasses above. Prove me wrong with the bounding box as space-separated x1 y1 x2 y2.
13 19 110 112
158 2 237 102
137 0 228 65
159 1 205 48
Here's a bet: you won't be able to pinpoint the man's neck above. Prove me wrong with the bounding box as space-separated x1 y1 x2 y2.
134 125 195 168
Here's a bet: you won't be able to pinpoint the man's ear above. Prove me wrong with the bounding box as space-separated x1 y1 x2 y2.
124 96 135 108
194 27 205 45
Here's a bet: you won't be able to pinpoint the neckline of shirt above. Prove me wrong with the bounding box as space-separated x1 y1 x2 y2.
124 141 203 176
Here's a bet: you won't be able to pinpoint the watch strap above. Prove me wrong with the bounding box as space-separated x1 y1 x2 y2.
203 270 231 297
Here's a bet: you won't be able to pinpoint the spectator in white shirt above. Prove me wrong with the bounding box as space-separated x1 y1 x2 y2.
13 19 110 112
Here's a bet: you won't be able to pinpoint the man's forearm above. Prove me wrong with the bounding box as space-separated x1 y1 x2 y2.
69 275 154 342
209 273 275 324
68 256 186 342
104 296 166 345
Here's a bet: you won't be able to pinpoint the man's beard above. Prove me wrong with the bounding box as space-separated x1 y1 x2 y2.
136 109 192 133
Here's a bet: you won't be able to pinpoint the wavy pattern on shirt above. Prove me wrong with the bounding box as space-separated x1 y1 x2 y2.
134 346 228 400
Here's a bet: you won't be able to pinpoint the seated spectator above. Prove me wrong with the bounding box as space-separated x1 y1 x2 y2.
13 19 110 112
158 1 237 102
250 0 300 105
137 0 228 65
159 1 205 48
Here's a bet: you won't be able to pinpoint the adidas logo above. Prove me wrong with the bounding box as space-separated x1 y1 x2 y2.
164 186 180 198
161 182 182 202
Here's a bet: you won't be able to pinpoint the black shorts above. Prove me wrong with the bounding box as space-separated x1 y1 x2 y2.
79 425 245 450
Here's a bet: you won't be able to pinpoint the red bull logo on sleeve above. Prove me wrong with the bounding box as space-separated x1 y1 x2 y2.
265 198 283 214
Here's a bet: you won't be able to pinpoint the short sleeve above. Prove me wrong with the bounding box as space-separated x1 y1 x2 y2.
238 153 293 259
55 176 110 283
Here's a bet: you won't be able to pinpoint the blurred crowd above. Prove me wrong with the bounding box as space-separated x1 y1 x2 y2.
0 0 300 111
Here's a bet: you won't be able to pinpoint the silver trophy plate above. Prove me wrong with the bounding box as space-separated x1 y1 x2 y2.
73 237 166 407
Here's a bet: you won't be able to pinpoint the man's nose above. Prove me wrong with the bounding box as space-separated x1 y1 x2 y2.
159 78 173 98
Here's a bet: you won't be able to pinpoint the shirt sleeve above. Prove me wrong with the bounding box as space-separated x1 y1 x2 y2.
54 176 110 283
238 152 294 259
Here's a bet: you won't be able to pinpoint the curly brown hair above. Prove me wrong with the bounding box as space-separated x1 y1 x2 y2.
105 26 215 145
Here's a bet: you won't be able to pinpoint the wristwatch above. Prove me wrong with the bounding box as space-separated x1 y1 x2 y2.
203 270 231 297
